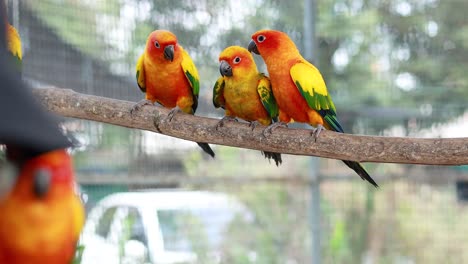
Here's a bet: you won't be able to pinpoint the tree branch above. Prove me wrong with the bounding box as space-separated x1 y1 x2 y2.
33 87 468 165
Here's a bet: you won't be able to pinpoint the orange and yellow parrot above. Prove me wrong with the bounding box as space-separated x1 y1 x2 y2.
0 11 83 263
0 149 85 264
1 2 21 72
132 29 215 158
248 29 378 187
213 46 282 166
6 22 21 73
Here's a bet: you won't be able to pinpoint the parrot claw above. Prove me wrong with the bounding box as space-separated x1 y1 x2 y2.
130 99 153 115
249 121 260 131
167 106 182 122
312 124 325 142
216 116 238 130
262 122 288 137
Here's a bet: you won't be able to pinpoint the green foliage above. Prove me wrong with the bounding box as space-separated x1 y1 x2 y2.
181 213 212 263
227 184 309 263
31 1 104 59
329 220 349 260
118 214 135 263
71 244 85 264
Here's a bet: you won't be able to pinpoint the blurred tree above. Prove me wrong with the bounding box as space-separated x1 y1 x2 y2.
377 0 468 123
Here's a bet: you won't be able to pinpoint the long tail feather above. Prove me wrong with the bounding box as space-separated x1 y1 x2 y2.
342 160 378 188
321 112 378 187
197 142 215 158
261 151 282 166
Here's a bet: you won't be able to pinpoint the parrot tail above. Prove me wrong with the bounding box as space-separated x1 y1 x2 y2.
197 142 215 158
261 151 282 166
342 160 379 188
322 115 378 187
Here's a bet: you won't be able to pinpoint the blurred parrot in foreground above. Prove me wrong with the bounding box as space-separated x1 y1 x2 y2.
0 6 84 262
248 29 378 187
132 29 215 158
0 149 85 264
6 22 21 75
213 46 282 166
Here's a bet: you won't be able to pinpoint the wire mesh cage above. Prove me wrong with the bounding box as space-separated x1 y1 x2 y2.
3 0 468 263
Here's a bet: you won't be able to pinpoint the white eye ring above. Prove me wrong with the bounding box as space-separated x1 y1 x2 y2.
233 56 241 64
257 35 266 43
154 41 160 48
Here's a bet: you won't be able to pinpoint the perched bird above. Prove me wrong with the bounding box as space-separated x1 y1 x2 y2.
248 29 378 187
0 7 84 262
0 149 85 264
132 29 215 158
0 36 70 157
6 22 21 75
213 46 282 166
0 7 70 156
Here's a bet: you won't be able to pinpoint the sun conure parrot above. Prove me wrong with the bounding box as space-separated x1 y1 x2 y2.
132 29 215 158
248 29 378 187
0 149 85 264
0 10 83 262
213 46 282 166
0 4 71 154
6 22 21 75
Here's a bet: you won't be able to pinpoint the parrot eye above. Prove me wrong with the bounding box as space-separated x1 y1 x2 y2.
154 41 160 49
233 57 241 64
257 35 266 43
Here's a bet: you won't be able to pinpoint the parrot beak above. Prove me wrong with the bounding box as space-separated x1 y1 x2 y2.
248 40 260 55
33 168 51 198
219 60 233 77
164 44 174 61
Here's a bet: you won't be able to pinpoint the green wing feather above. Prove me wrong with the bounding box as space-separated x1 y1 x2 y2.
181 49 215 157
212 77 226 109
290 62 336 113
181 49 200 96
257 74 279 121
180 48 200 113
135 53 146 93
290 62 343 132
291 63 376 186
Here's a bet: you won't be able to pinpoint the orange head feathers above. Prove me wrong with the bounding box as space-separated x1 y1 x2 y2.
13 149 76 199
248 29 300 63
0 149 85 263
218 46 257 78
145 29 179 63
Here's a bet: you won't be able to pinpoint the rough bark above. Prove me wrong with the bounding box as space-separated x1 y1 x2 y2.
33 87 468 165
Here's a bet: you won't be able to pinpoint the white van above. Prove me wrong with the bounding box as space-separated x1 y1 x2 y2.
80 190 253 264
